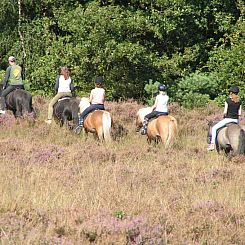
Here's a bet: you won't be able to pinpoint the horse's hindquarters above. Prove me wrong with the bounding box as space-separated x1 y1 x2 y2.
147 115 177 146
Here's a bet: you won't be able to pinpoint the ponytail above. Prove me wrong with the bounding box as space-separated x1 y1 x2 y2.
230 92 240 103
60 66 70 80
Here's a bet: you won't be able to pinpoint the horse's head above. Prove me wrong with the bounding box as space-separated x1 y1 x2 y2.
136 107 152 128
79 97 90 113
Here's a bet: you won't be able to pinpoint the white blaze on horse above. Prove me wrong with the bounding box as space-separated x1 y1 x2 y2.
136 107 177 147
78 97 112 142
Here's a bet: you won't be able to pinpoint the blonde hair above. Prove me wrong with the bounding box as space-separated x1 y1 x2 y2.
230 92 240 103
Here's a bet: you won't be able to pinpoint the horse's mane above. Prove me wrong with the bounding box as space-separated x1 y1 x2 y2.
79 97 90 113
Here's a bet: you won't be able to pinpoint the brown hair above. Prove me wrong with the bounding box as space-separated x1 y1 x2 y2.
60 66 70 80
230 92 240 103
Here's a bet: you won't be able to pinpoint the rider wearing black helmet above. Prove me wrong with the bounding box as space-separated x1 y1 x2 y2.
140 83 169 135
207 85 242 151
74 76 105 134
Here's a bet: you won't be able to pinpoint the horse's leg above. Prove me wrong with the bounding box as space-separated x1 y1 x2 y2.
97 126 104 141
15 100 23 118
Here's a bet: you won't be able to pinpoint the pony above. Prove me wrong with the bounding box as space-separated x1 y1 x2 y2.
0 86 34 118
53 97 80 129
207 121 245 155
136 107 178 147
78 97 112 142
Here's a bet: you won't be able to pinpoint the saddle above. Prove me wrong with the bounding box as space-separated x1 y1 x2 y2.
207 122 238 143
58 96 71 102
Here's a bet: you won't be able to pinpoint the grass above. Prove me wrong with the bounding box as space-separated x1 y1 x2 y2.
0 97 245 244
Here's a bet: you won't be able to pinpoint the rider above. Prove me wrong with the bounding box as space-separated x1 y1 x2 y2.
207 86 242 151
45 66 74 124
140 84 169 135
74 76 105 134
0 56 24 114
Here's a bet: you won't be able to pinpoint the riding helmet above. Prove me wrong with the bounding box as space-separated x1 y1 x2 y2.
158 84 167 91
95 76 103 84
229 86 239 94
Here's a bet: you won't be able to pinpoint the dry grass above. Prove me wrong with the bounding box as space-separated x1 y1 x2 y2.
0 97 245 244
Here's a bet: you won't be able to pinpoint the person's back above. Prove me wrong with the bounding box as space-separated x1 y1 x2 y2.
8 64 23 85
0 56 24 114
155 93 169 113
90 87 105 105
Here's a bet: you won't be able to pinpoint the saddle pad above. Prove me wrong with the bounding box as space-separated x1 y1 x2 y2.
58 97 71 102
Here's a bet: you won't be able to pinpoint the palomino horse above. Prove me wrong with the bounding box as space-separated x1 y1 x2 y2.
136 107 177 147
208 121 245 155
78 97 112 142
0 87 34 118
53 97 80 129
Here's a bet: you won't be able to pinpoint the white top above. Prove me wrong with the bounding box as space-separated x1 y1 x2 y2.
154 94 169 112
58 75 72 93
90 87 105 104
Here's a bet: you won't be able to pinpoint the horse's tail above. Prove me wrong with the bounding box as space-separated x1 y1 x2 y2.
102 111 112 143
237 128 245 154
165 117 177 148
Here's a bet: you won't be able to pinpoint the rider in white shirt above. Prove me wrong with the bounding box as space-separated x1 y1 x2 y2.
140 84 169 135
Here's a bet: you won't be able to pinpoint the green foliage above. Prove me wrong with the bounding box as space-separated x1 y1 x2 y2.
180 92 210 109
176 72 218 108
144 79 160 106
0 0 244 104
114 210 125 220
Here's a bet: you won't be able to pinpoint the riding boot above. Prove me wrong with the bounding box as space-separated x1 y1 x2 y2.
140 118 149 135
74 118 84 134
0 100 6 114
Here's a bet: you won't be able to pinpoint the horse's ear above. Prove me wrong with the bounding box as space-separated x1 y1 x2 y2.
74 86 82 91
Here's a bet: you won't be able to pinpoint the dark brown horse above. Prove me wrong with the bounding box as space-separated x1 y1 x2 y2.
53 97 79 129
0 87 34 118
208 121 245 155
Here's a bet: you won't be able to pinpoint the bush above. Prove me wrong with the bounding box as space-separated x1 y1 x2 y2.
176 72 218 108
180 92 210 109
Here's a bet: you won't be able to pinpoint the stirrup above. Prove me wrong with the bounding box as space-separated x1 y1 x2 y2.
140 127 147 135
74 125 83 134
207 144 215 151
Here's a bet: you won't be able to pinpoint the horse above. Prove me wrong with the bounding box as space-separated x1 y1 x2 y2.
53 97 80 129
78 97 112 142
207 121 245 155
0 86 34 118
136 107 178 147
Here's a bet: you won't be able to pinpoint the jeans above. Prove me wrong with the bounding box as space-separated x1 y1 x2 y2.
210 118 238 144
47 92 72 120
145 111 168 120
79 104 105 124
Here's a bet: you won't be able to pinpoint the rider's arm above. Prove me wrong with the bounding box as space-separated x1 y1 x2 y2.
223 101 228 116
70 80 75 92
54 76 59 92
238 105 242 116
2 67 11 89
89 90 94 103
151 96 158 110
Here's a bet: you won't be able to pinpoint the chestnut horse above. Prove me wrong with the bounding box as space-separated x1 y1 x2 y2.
78 97 112 142
136 107 177 147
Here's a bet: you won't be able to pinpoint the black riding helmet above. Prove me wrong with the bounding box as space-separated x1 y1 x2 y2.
158 84 167 91
229 86 239 94
95 76 103 84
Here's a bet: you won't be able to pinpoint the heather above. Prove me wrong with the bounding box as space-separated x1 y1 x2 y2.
0 98 245 244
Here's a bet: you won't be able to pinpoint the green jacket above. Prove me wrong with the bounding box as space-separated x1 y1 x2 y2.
3 65 23 87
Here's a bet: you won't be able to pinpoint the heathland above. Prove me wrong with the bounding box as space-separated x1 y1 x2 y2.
0 98 245 244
